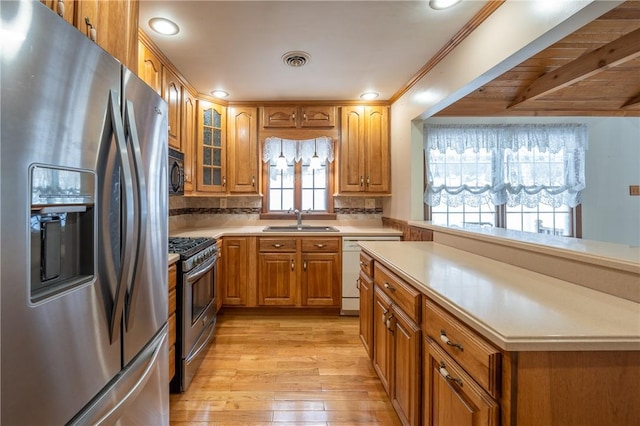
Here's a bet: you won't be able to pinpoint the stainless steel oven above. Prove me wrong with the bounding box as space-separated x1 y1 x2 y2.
168 237 218 392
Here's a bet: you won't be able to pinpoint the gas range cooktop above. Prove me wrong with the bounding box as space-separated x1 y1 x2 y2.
168 237 216 259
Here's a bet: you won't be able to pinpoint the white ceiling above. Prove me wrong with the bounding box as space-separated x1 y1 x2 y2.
138 1 489 102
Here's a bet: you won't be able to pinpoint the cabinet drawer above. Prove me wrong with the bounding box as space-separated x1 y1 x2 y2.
301 238 340 252
168 288 177 315
373 263 421 324
424 299 501 397
168 312 176 347
258 238 296 252
359 252 374 277
168 263 177 291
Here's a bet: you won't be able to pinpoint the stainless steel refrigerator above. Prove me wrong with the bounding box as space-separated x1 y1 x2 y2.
1 1 169 424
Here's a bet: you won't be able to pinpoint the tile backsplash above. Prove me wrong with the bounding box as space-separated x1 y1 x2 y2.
169 195 384 230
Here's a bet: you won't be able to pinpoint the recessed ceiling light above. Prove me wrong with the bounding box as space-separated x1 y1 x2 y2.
429 0 462 10
211 90 229 99
148 17 179 36
360 92 379 100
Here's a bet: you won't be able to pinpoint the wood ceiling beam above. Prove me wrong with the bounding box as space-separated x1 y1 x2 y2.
621 92 640 109
508 27 640 108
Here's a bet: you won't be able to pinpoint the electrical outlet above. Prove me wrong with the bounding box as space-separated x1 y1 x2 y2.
630 185 640 196
219 198 227 208
365 198 376 209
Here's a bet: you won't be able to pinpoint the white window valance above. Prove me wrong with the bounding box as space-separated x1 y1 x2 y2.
424 123 588 208
263 136 334 163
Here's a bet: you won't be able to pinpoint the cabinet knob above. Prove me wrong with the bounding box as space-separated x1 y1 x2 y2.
440 330 464 351
383 282 396 292
360 176 364 187
303 260 307 271
222 176 226 187
84 17 96 42
439 362 463 386
272 244 283 248
359 261 368 267
252 176 255 187
314 244 326 248
56 0 65 18
291 259 295 271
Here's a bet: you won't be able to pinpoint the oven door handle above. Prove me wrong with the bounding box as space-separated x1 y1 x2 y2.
185 255 217 284
185 317 216 364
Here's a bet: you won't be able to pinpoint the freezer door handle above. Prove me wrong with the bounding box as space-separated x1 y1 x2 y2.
123 99 148 331
108 90 136 345
67 326 168 426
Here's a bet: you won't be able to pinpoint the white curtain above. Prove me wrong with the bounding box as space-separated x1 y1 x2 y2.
424 124 588 208
263 136 334 163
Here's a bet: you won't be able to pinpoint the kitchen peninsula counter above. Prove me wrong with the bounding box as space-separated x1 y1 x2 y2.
359 241 640 352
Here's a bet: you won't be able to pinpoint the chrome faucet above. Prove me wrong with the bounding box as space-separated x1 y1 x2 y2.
289 208 303 226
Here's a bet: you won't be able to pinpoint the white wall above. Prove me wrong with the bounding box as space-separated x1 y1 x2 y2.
385 1 624 222
424 116 640 246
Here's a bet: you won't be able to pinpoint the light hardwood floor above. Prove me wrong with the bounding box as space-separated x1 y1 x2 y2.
170 310 402 425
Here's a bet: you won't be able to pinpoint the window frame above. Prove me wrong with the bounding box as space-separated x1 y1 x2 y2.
260 159 336 220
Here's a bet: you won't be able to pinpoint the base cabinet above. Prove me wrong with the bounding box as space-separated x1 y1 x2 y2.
358 271 374 359
222 237 256 306
391 308 421 426
373 287 393 393
257 237 341 308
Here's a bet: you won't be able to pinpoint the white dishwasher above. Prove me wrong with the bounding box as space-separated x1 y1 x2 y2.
341 235 401 315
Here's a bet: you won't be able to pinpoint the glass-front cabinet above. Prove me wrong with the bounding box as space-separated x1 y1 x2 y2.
197 101 226 193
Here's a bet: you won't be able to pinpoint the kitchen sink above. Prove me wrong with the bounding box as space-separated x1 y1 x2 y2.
263 225 339 232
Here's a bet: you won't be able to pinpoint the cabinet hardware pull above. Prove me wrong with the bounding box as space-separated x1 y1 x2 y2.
57 0 65 18
356 278 360 290
291 259 295 271
440 331 464 351
252 176 255 187
386 314 394 333
272 244 283 248
383 282 396 292
314 244 325 248
359 261 368 267
303 260 307 271
367 176 370 186
381 308 389 323
439 362 463 386
292 112 296 121
360 176 364 187
84 17 97 42
222 176 226 187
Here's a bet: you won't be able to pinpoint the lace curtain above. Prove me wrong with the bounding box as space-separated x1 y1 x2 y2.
424 124 588 208
263 136 334 163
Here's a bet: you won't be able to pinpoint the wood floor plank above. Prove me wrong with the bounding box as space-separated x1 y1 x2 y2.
169 310 401 425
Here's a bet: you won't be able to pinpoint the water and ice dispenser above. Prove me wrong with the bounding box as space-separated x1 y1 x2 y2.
30 166 95 303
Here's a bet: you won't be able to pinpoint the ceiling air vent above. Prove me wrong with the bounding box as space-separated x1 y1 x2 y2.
282 51 311 68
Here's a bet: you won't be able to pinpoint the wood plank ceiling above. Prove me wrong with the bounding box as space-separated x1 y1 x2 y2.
435 0 640 117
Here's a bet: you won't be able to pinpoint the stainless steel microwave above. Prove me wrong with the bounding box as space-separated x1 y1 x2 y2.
168 148 184 196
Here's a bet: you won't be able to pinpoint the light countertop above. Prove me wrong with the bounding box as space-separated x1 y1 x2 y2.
168 253 180 266
409 221 640 274
170 223 403 239
359 241 640 352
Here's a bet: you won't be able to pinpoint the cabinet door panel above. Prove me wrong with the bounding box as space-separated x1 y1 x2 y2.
300 106 335 127
424 338 499 426
163 68 182 150
359 272 374 359
227 107 258 193
373 287 393 394
262 106 296 128
258 253 297 306
138 40 162 94
223 238 248 305
197 101 226 192
182 89 196 192
302 253 339 307
340 106 365 192
365 106 390 193
391 307 421 426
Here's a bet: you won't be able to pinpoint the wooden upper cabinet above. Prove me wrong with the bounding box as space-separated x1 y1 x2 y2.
262 105 335 128
182 88 196 192
163 68 182 151
138 40 162 95
196 101 226 193
227 107 258 193
339 105 390 194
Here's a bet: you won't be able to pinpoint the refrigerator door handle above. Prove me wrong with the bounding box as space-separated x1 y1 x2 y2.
123 100 148 331
66 326 168 426
108 90 136 345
